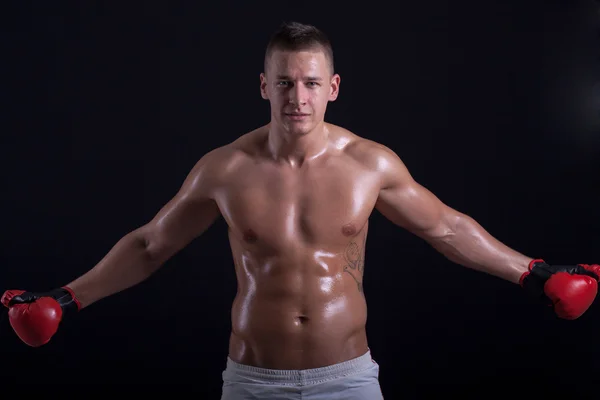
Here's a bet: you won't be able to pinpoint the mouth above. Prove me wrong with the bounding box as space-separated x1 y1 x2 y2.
284 113 310 120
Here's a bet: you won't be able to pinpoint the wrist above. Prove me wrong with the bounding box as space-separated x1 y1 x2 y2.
518 259 537 286
509 258 536 285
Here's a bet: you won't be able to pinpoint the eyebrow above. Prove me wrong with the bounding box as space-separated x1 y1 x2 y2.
276 75 323 81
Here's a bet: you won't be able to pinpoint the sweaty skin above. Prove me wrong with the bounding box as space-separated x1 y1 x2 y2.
220 125 377 369
65 47 532 371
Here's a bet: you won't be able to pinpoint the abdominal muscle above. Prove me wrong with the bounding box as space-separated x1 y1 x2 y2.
227 247 369 370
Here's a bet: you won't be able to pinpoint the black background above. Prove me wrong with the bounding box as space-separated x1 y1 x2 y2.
1 1 600 398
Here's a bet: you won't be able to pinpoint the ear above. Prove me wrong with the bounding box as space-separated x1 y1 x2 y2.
260 73 269 99
328 73 341 101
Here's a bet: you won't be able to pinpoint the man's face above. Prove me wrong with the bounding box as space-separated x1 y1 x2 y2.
260 48 340 136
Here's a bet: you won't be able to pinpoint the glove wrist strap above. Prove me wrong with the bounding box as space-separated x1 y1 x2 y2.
49 287 81 315
521 260 552 304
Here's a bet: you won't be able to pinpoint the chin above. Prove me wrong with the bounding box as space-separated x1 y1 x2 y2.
284 121 315 136
286 126 311 136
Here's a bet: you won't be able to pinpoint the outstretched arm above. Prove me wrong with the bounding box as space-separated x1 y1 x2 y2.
371 144 600 320
66 148 225 309
374 146 532 284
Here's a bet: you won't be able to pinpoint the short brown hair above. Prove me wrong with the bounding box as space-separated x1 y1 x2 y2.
264 21 334 75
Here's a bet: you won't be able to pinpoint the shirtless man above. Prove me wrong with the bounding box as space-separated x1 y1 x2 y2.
3 21 599 399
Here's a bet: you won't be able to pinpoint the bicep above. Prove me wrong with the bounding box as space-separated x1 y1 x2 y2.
376 182 450 238
147 194 221 256
141 156 223 261
374 149 455 240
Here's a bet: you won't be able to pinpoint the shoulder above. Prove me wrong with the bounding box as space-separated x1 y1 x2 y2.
185 126 268 191
191 126 266 179
331 125 411 187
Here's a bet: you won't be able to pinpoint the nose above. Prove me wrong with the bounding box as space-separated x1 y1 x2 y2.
289 84 308 106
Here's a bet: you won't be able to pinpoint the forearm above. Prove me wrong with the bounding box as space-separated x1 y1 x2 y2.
427 212 532 284
66 229 163 309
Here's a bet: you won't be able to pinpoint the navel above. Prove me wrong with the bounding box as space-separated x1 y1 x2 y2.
341 223 357 237
242 229 258 243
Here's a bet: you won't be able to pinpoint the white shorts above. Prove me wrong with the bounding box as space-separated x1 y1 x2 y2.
220 350 384 400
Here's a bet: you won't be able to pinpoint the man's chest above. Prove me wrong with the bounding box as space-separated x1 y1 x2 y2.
214 161 381 248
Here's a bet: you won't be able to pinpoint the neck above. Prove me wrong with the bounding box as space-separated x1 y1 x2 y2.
267 121 329 166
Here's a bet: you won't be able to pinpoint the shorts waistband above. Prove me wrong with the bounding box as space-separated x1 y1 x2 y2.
224 350 376 386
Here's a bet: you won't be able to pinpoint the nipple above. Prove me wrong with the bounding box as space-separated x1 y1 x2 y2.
243 229 258 243
341 223 357 237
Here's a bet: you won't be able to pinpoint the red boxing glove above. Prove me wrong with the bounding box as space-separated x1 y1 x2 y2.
1 287 80 347
520 259 600 319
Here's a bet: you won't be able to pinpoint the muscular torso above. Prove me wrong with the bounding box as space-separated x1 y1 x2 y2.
212 125 382 369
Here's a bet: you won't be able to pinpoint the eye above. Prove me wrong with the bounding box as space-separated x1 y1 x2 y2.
276 81 289 87
306 82 319 87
